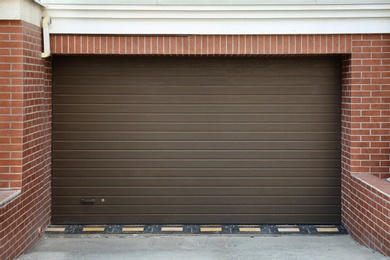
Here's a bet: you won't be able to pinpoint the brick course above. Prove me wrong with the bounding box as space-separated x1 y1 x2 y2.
51 34 353 55
1 29 389 257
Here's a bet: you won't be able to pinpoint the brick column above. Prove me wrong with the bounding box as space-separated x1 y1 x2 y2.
0 20 52 260
341 35 390 256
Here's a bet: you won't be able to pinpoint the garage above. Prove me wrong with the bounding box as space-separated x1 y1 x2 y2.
52 56 341 224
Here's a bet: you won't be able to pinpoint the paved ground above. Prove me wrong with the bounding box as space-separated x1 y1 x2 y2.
18 234 388 260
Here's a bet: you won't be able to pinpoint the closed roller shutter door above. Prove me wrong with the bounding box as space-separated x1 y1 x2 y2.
52 56 341 224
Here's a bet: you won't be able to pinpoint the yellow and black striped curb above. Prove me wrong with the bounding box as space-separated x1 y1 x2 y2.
45 224 348 235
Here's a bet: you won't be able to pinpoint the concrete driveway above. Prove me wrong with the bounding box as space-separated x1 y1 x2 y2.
18 234 388 260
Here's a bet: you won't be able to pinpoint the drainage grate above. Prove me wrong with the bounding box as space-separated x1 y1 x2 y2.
45 224 348 235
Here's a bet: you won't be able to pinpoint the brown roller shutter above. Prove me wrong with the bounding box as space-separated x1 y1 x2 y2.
52 56 341 224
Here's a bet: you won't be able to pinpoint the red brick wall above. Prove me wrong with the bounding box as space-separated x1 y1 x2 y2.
0 21 52 260
0 21 23 189
343 174 390 256
342 35 390 179
341 34 390 256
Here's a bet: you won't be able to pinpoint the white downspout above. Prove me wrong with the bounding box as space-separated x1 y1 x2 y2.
41 16 51 58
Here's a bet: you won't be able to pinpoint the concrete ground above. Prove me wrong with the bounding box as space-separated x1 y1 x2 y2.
18 234 388 260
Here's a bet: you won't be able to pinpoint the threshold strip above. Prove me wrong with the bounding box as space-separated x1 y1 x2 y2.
45 224 348 235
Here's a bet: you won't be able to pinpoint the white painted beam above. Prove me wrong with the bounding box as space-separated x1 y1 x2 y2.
34 0 390 5
1 0 42 27
41 3 390 35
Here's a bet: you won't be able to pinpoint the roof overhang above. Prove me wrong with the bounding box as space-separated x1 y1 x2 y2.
36 1 390 35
